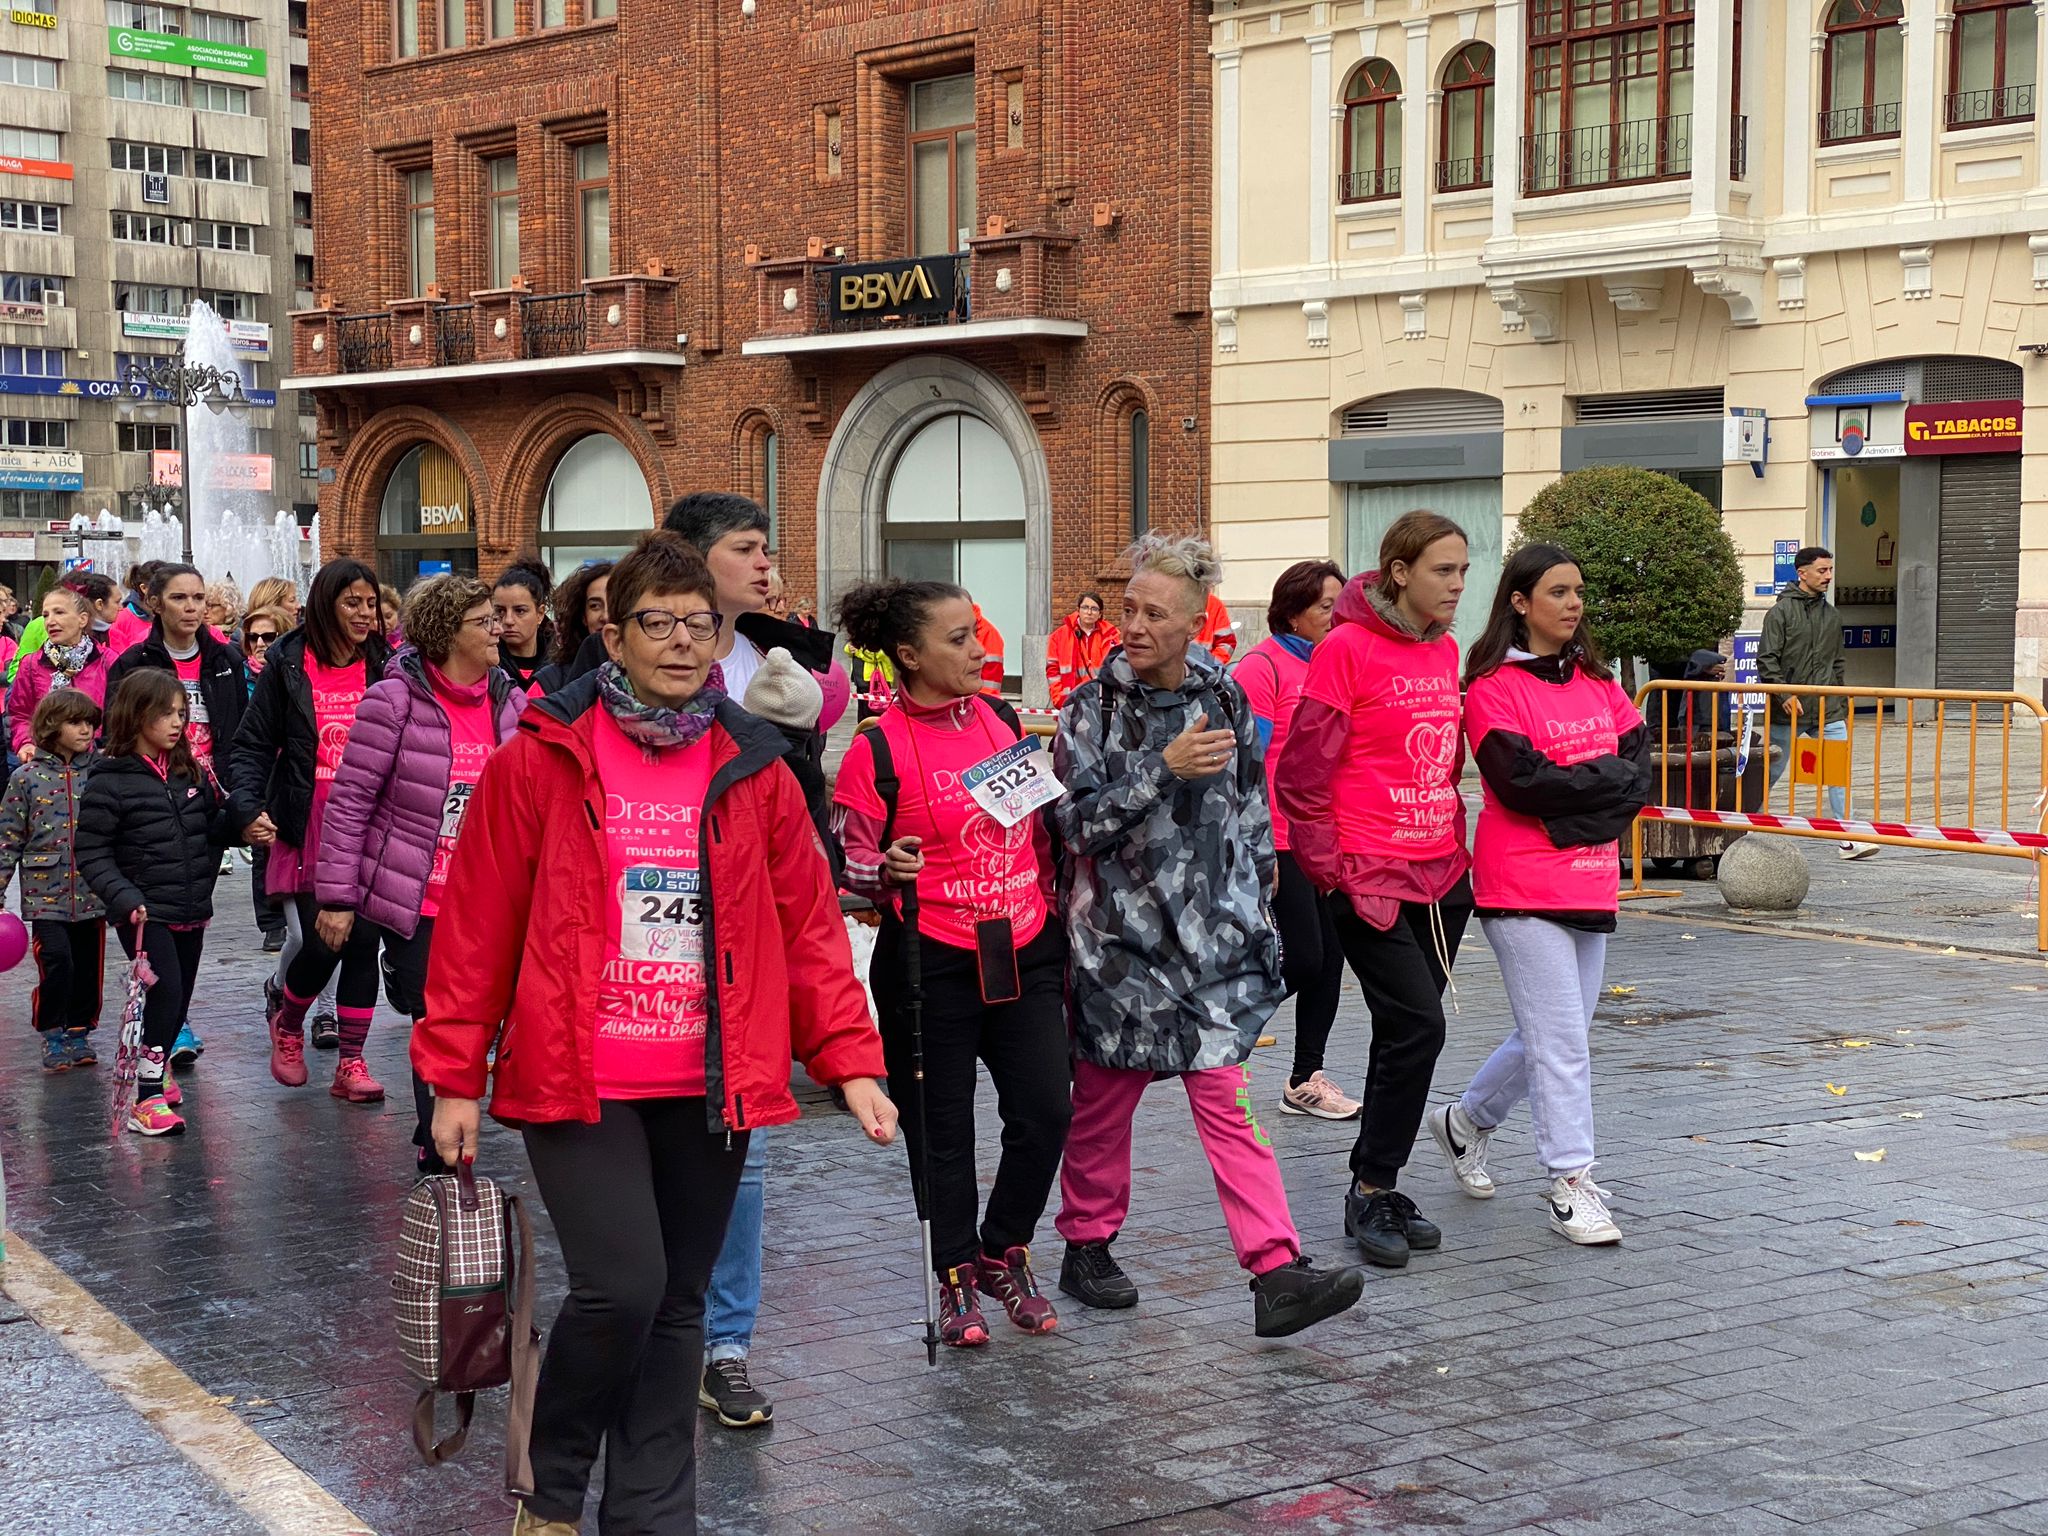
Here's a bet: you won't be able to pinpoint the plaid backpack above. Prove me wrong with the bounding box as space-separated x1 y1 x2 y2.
393 1162 539 1495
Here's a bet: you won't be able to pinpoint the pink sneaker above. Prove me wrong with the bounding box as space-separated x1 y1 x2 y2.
977 1245 1058 1334
127 1094 185 1137
1280 1070 1362 1121
331 1055 385 1104
269 1021 307 1087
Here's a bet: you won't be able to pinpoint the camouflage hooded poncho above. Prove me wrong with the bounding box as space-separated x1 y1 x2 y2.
1053 646 1283 1073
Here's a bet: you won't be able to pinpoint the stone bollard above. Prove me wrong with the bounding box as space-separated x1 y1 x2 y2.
1715 833 1811 912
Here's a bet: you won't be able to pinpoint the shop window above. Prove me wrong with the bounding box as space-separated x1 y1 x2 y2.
575 143 610 279
1341 59 1402 203
540 432 654 575
406 168 435 296
1526 0 1697 192
379 442 478 587
487 156 519 288
1949 0 2036 128
1821 0 1903 143
909 74 976 256
1438 43 1495 191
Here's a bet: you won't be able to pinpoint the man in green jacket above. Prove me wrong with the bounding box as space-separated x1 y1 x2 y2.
1758 545 1872 859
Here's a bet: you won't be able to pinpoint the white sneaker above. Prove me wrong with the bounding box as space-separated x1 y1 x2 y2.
1839 842 1880 861
1427 1102 1495 1199
1279 1070 1362 1120
1548 1169 1621 1245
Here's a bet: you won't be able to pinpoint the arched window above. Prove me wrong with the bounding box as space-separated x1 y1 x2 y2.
1821 0 1904 143
1128 408 1149 537
1949 0 2037 128
378 443 476 587
1341 59 1402 203
1438 43 1495 191
538 432 654 577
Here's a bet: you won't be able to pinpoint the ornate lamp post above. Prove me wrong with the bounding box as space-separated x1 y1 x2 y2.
119 356 246 564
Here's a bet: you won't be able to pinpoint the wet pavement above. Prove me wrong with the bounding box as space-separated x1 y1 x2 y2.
4 859 2048 1534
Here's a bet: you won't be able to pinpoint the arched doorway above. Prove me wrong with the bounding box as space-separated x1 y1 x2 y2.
882 413 1026 686
378 443 477 586
538 432 655 579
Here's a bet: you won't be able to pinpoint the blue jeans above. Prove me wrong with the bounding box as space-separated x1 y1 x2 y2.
704 1129 764 1362
1769 715 1848 823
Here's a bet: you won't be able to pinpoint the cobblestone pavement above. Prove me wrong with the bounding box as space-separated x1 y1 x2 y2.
4 861 2048 1534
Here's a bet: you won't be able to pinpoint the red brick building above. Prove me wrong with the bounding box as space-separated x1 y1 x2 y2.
292 0 1211 698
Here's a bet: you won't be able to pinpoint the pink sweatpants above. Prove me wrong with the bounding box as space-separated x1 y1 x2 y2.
1055 1058 1301 1277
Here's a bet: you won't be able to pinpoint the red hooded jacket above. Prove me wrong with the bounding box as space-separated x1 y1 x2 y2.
412 673 884 1132
1044 612 1120 706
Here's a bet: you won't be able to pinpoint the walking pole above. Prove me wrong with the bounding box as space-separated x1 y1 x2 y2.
899 879 940 1368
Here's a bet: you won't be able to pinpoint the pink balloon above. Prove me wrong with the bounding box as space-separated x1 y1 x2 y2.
0 912 25 973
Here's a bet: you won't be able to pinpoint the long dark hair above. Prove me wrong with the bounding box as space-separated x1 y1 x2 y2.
105 669 202 786
550 559 613 666
492 555 555 661
303 558 382 667
1463 542 1610 686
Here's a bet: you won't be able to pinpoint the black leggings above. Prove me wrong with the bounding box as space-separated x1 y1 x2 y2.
32 918 105 1033
281 891 379 1010
115 922 203 1057
1274 851 1346 1084
1332 879 1472 1190
871 917 1073 1273
522 1099 748 1534
371 915 437 1158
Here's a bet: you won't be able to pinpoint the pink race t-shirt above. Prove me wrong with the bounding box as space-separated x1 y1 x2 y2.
1233 637 1312 853
1465 665 1644 913
421 690 498 920
591 708 715 1100
1300 620 1464 861
300 654 367 873
172 650 213 763
832 698 1047 953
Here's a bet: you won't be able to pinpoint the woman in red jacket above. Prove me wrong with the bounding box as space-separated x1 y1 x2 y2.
1273 509 1472 1273
1044 592 1118 706
416 531 895 1536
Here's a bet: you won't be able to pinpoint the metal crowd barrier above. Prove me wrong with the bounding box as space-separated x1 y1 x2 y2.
1628 680 2048 950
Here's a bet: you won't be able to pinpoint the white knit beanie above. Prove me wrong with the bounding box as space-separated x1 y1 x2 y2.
743 646 824 731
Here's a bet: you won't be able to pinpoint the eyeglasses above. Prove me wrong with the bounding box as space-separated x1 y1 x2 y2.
622 608 722 643
463 614 506 631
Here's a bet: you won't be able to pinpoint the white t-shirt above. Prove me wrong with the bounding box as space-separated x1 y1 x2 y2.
718 633 763 699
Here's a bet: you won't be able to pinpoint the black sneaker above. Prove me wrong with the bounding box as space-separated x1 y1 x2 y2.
262 928 286 953
698 1356 773 1429
1252 1256 1366 1338
1058 1239 1139 1310
310 1011 340 1051
1343 1186 1439 1268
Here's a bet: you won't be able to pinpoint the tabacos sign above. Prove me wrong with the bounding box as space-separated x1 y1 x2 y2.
1903 399 2023 456
829 254 962 322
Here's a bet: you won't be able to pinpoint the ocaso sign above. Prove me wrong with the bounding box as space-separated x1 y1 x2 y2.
829 255 961 322
1904 400 2023 455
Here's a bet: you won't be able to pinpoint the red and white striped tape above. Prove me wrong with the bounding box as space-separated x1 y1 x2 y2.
1642 805 2048 850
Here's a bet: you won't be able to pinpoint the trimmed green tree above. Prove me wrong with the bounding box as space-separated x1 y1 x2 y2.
1514 465 1745 690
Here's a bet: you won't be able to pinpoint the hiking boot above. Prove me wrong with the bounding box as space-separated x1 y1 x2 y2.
310 1011 340 1051
977 1245 1058 1334
1548 1169 1622 1246
127 1094 186 1137
40 1030 71 1072
938 1262 990 1347
1058 1239 1139 1310
1280 1070 1363 1120
1344 1186 1440 1267
331 1056 386 1104
510 1506 579 1536
170 1023 203 1067
698 1356 774 1429
1427 1102 1496 1199
269 1020 308 1087
1251 1256 1366 1338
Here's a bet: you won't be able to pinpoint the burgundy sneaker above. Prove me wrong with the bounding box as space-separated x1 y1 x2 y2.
938 1262 990 1348
977 1245 1058 1334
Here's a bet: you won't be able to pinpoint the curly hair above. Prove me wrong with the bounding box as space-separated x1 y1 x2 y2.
400 574 493 665
205 578 243 627
1126 532 1221 618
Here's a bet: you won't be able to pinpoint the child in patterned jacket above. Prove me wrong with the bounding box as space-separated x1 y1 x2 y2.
0 688 107 1072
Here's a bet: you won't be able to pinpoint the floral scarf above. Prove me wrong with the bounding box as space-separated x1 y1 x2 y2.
595 659 726 751
41 636 94 682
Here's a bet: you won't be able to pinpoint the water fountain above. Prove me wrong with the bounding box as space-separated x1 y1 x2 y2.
180 300 303 594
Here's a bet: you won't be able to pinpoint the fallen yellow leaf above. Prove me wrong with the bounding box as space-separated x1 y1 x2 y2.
1607 985 1637 996
1256 1036 1277 1048
1841 1039 1873 1048
1824 1083 1848 1096
1435 1366 1449 1375
1942 946 1959 955
1854 1148 1887 1162
1900 1112 1924 1120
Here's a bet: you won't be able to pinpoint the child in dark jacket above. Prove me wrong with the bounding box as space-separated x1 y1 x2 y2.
75 670 266 1136
0 688 106 1072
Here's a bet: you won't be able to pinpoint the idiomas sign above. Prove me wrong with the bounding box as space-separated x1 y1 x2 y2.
829 254 962 323
108 26 267 77
1903 399 2023 456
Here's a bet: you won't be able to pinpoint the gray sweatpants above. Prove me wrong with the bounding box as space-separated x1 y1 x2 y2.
1460 916 1606 1176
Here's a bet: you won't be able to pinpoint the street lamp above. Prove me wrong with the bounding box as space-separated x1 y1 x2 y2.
119 356 247 563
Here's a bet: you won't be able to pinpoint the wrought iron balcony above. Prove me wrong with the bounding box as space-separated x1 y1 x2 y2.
519 292 586 358
1522 113 1691 194
1435 155 1493 193
333 313 390 374
1946 84 2035 129
433 302 475 367
1340 165 1401 203
1819 101 1901 144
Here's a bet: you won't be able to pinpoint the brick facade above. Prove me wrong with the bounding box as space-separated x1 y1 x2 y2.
303 0 1212 694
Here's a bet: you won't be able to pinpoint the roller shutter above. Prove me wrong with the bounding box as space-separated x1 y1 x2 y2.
1934 454 2021 691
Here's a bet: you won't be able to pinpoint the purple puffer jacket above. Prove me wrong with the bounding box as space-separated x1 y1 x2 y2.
313 651 525 938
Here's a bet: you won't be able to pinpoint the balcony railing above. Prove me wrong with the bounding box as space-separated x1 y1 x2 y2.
1819 100 1901 144
1946 83 2035 129
1523 113 1691 193
1435 155 1493 192
334 312 390 374
434 302 475 367
1730 114 1748 179
519 292 586 358
1340 165 1401 203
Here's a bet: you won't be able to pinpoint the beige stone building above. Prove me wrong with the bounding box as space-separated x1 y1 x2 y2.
1210 0 2048 695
